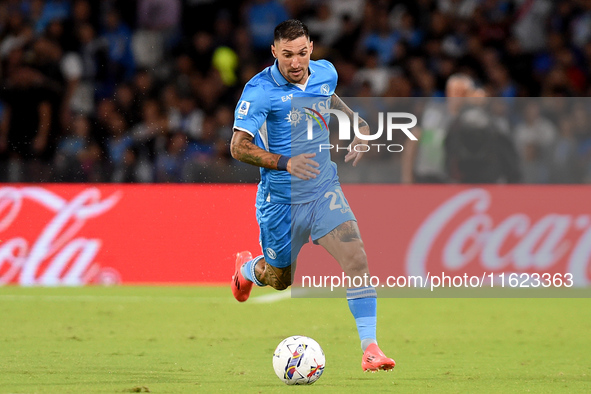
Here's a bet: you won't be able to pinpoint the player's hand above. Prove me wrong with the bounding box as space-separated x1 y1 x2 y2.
288 153 320 180
344 136 365 166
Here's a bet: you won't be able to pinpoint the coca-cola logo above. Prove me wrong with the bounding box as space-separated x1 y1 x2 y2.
406 189 591 286
0 187 121 286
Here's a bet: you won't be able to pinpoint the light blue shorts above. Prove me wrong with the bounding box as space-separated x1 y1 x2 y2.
256 182 356 268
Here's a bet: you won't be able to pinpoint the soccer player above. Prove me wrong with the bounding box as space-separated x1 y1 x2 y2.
230 19 395 372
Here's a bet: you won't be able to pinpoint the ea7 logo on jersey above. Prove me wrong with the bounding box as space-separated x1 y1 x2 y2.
238 101 251 115
282 94 293 102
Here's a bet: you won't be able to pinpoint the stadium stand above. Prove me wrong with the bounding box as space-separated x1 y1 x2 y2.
0 0 590 183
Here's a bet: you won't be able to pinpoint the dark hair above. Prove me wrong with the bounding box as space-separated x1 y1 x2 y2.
274 19 309 42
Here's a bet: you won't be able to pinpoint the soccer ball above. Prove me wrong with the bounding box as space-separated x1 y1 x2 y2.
272 336 325 385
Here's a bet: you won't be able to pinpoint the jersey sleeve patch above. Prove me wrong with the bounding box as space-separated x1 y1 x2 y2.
238 100 251 117
233 81 271 137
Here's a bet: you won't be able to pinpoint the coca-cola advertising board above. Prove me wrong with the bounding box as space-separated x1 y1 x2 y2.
1 184 590 290
296 185 591 294
0 184 259 286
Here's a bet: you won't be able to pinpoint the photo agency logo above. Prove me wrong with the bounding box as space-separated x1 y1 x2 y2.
304 107 418 153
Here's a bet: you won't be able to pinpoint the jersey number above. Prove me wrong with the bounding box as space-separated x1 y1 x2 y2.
324 189 349 211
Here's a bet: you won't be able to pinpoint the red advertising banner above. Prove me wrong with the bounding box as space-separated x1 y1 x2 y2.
0 184 590 286
0 184 259 285
298 185 591 288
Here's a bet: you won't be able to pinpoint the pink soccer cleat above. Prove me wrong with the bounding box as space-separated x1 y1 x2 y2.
231 251 254 302
362 343 396 372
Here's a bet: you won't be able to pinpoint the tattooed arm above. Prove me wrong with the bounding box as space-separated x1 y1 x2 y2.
231 129 320 180
331 94 369 166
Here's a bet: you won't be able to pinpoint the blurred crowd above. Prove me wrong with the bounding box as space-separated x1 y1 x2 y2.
0 0 590 183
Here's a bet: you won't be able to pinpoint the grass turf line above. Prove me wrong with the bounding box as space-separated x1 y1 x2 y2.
0 286 590 393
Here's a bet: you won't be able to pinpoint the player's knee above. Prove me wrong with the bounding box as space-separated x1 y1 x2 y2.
262 264 292 291
272 278 291 291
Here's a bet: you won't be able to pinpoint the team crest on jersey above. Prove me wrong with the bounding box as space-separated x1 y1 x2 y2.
238 100 251 115
285 109 303 125
321 84 330 95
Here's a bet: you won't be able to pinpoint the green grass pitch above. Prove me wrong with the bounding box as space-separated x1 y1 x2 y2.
0 286 590 393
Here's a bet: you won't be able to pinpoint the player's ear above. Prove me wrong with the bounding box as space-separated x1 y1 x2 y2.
309 40 313 55
271 44 276 59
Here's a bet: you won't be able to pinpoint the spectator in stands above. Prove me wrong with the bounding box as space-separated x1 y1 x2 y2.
444 96 521 184
570 3 591 49
101 9 135 91
246 0 289 61
514 101 557 183
53 114 100 182
59 47 84 130
114 82 141 127
187 31 214 77
361 10 401 66
105 112 134 182
0 66 52 182
397 11 423 50
0 9 32 59
137 0 181 46
487 65 517 98
305 3 342 48
155 131 188 182
513 0 553 52
550 117 583 183
333 14 362 60
62 0 97 52
131 98 170 182
401 74 475 183
35 0 71 34
168 92 204 142
134 0 181 69
353 50 392 96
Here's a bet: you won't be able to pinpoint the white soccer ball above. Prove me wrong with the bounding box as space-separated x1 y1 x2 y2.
272 336 325 385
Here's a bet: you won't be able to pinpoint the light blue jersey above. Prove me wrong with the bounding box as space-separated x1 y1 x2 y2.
233 59 339 204
233 59 356 267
